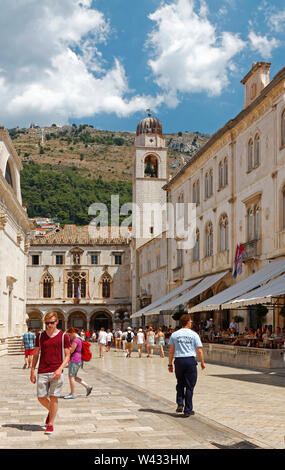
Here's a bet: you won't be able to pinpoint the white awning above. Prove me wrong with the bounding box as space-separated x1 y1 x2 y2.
222 272 285 308
190 258 285 313
130 277 202 319
144 271 228 316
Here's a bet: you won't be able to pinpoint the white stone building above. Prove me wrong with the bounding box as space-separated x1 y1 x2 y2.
26 225 132 332
0 127 30 355
131 62 285 332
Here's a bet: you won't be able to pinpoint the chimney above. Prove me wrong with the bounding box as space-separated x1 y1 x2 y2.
241 62 271 108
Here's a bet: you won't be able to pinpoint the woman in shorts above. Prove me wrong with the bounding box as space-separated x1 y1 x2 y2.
156 327 165 358
146 327 155 358
106 329 113 352
64 328 92 399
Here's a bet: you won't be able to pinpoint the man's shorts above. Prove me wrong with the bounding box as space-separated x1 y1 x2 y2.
24 349 34 357
125 342 132 352
37 373 64 398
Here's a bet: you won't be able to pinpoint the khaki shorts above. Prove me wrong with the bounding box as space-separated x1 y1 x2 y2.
125 342 133 352
37 372 64 398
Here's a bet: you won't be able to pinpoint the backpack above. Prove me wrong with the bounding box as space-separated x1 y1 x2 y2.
126 331 132 343
81 340 92 362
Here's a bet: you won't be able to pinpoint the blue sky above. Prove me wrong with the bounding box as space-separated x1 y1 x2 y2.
0 0 284 134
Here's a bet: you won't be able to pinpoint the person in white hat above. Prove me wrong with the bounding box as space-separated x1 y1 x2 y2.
136 328 145 358
123 327 134 358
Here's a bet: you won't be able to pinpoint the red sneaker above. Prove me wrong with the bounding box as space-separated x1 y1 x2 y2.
44 413 50 428
44 425 53 435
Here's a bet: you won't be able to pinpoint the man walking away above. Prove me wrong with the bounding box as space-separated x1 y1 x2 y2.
22 327 36 369
136 328 145 358
30 312 71 435
168 314 205 418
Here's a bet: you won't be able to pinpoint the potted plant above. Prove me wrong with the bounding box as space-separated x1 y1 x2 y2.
254 305 268 328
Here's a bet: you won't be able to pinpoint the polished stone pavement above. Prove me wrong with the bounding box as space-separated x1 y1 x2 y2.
0 344 284 449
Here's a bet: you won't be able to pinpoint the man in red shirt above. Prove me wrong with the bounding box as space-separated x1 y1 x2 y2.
30 312 71 435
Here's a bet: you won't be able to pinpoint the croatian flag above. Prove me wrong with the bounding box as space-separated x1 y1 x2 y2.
232 244 239 278
237 243 246 275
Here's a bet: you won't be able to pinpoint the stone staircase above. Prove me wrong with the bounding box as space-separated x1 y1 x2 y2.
8 337 23 355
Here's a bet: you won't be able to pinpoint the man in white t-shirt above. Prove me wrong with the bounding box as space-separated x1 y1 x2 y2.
123 327 134 358
136 328 145 358
98 328 108 358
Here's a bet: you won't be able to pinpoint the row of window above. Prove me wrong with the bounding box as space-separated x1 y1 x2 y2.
31 253 123 266
42 271 112 299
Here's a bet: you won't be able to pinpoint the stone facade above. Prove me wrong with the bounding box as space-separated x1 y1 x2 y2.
0 127 30 354
26 225 132 332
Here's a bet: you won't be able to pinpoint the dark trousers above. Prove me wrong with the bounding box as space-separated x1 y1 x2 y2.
174 357 197 414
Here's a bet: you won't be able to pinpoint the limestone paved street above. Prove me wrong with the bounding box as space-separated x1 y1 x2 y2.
0 344 284 449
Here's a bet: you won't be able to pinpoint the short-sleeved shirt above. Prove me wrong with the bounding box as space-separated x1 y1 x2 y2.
136 332 145 344
35 330 71 374
115 330 122 339
22 331 35 350
106 332 113 342
70 337 82 364
169 328 202 358
98 331 108 345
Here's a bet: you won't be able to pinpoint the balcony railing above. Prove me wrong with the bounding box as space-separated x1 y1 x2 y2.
243 239 261 260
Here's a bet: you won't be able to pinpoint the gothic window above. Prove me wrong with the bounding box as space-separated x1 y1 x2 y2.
193 229 200 262
247 205 260 241
193 179 200 205
66 271 87 298
254 134 260 166
205 172 209 199
219 215 229 252
224 158 228 186
205 170 213 198
42 273 53 298
205 222 213 257
219 161 223 189
282 110 285 147
248 139 254 170
5 161 13 188
144 155 158 178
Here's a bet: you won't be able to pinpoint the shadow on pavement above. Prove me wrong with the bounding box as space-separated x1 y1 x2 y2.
2 424 44 432
138 408 186 418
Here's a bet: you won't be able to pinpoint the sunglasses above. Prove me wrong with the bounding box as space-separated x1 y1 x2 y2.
45 321 56 325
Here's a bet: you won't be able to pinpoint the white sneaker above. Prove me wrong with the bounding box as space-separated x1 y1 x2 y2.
63 394 75 399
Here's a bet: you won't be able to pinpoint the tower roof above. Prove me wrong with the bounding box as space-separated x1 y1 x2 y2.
136 116 162 136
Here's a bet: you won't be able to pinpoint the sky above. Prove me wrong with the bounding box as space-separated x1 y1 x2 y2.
0 0 284 134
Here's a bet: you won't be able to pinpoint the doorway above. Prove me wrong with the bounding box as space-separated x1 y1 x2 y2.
93 312 111 331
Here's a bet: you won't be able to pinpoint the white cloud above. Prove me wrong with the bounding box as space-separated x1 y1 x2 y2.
146 0 245 105
269 10 285 32
248 31 279 59
0 0 162 127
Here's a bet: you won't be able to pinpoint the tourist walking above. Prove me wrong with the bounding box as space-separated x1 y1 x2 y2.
156 327 165 358
168 314 205 417
146 327 155 358
136 328 145 358
21 327 36 369
98 327 108 358
123 327 134 358
91 331 96 343
30 312 71 435
106 329 113 352
114 327 123 352
63 328 92 399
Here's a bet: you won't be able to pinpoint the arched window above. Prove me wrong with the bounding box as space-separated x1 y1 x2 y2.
224 158 228 186
282 110 285 147
144 155 158 178
248 208 254 241
248 139 253 170
177 192 184 219
254 134 260 166
219 215 229 252
219 161 223 189
5 161 13 188
193 229 200 262
192 180 200 204
205 172 209 199
66 271 87 298
254 206 260 240
42 273 53 298
209 170 213 196
206 222 213 257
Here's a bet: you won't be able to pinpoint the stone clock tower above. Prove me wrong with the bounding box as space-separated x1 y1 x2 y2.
131 114 168 314
132 114 168 248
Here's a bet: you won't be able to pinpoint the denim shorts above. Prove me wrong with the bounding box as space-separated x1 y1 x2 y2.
68 362 82 377
37 372 64 398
